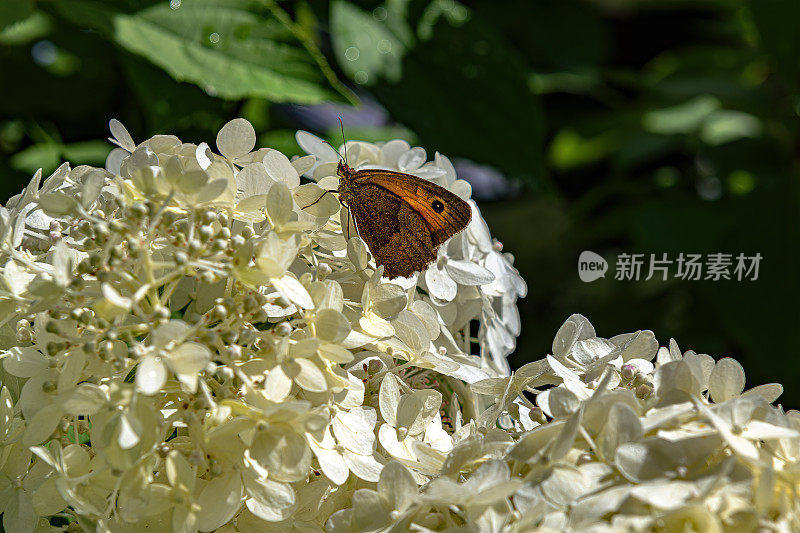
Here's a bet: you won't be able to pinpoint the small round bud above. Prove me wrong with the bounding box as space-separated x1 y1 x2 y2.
217 227 231 240
210 239 227 253
317 262 332 278
201 210 217 225
238 327 256 346
211 305 228 322
93 221 110 240
620 364 637 381
80 309 94 325
223 345 242 360
198 222 214 240
77 258 93 275
217 212 229 226
176 220 191 235
530 406 547 424
209 459 223 477
88 253 104 269
46 342 64 356
636 383 653 400
174 251 188 266
187 239 203 254
275 322 292 337
230 234 245 248
240 226 255 239
220 329 238 345
98 341 115 358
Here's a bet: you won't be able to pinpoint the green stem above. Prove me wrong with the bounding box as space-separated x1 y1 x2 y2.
259 0 358 106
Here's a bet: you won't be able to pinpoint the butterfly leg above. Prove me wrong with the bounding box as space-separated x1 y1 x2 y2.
301 189 338 210
342 205 362 241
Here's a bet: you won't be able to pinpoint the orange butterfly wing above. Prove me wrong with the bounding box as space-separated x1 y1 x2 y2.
349 169 471 248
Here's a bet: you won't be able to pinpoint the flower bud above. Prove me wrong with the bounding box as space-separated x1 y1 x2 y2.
621 364 637 381
636 383 653 400
211 305 228 322
317 262 332 278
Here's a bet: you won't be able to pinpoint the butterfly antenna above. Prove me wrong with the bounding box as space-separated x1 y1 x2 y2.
322 139 344 163
338 116 348 164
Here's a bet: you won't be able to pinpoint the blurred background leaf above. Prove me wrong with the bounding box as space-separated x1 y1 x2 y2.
1 0 799 402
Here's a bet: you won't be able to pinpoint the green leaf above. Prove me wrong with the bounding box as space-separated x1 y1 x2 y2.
53 0 346 103
641 95 720 135
334 4 545 184
330 0 408 85
9 143 61 175
0 10 51 46
0 0 34 32
700 110 762 146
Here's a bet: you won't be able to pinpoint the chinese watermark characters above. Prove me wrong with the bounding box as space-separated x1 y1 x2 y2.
578 251 762 282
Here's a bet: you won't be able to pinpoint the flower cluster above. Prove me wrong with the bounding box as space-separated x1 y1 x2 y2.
0 119 796 532
0 119 523 532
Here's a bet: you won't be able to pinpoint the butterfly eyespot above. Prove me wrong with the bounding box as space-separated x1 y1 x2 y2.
431 200 445 213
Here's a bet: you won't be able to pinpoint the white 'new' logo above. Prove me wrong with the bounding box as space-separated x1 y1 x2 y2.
578 251 608 282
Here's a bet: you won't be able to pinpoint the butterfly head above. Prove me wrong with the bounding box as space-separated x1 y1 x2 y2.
336 160 356 182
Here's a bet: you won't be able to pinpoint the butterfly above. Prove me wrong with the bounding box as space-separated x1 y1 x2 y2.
336 159 472 279
306 123 472 279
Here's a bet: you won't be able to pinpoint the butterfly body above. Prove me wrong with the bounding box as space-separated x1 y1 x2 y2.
336 161 471 279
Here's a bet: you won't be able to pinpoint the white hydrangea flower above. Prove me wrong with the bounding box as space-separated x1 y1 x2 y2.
0 119 797 532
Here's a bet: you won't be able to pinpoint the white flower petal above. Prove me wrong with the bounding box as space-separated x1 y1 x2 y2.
444 259 495 286
272 274 314 310
136 356 168 395
217 118 256 160
425 265 457 302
